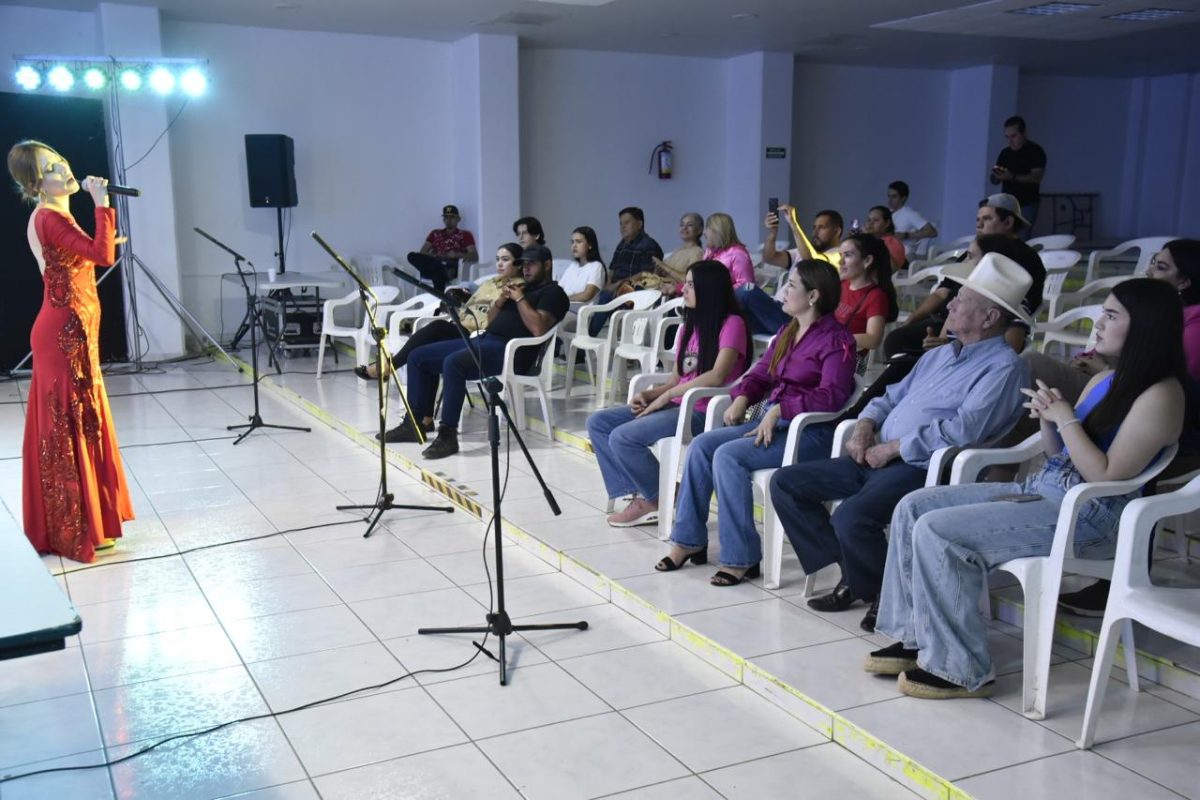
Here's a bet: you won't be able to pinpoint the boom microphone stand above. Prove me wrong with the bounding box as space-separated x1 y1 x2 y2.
311 232 454 537
390 265 587 685
194 227 311 445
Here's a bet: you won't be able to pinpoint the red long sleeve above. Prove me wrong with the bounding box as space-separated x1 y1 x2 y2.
37 207 117 267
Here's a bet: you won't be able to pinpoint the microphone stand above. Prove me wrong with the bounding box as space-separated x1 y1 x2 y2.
311 232 454 537
194 227 311 445
390 263 587 685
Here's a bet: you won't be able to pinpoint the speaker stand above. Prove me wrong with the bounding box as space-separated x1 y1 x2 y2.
275 206 287 275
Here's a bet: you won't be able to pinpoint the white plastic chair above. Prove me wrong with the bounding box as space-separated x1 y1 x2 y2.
623 373 732 524
1039 249 1082 275
470 323 562 432
1027 235 1076 252
381 293 442 356
950 435 1177 720
927 235 974 260
465 260 495 285
1078 474 1200 748
316 285 401 378
892 264 946 316
611 297 686 400
1047 276 1124 320
565 290 661 408
1034 304 1102 358
1084 236 1175 284
351 253 398 288
744 377 865 590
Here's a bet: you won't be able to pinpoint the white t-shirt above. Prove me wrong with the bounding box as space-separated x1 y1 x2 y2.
559 260 605 297
891 205 930 256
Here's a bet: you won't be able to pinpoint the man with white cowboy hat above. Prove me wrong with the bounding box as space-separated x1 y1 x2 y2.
770 252 1032 633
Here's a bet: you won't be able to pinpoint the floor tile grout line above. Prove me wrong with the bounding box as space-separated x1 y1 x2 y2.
233 354 978 800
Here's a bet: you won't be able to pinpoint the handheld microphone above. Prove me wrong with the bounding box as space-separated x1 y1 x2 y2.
107 184 141 197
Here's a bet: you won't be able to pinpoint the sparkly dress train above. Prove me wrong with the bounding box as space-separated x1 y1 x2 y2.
22 206 134 562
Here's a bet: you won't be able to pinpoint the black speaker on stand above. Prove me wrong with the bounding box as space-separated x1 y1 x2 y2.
245 133 298 274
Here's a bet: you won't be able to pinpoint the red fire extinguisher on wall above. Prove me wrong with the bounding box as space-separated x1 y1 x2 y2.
650 141 673 180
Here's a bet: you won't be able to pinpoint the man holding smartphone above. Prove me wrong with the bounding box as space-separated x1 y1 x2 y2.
990 115 1046 238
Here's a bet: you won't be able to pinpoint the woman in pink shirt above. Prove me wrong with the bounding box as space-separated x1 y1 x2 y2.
588 261 751 527
702 212 755 289
658 260 857 585
865 206 909 272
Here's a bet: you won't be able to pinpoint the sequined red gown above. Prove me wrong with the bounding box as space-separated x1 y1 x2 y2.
22 206 134 562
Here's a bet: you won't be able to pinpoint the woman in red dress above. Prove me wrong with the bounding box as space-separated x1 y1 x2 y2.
7 140 134 562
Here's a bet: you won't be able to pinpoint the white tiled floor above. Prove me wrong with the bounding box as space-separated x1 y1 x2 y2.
2 354 1198 799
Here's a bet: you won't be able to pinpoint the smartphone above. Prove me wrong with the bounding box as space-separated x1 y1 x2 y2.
990 493 1043 503
768 197 779 215
991 165 1004 174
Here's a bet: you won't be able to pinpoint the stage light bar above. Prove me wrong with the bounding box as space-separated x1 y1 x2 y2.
10 55 209 96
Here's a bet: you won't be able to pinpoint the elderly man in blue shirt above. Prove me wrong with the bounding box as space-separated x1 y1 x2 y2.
770 253 1033 633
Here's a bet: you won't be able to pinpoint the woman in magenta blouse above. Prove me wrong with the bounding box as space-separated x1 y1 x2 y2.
588 261 750 527
702 212 755 289
657 259 857 585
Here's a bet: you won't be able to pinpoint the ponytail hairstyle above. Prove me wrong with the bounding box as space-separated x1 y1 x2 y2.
767 259 841 376
845 233 899 322
677 260 744 376
1083 278 1186 442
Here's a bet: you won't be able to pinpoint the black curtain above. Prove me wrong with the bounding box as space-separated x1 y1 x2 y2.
0 91 129 372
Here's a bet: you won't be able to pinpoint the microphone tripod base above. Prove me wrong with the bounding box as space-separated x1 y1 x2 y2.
336 493 454 539
228 414 311 446
418 613 589 685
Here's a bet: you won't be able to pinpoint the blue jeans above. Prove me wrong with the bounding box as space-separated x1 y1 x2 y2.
875 453 1128 690
406 334 507 429
769 455 927 600
1020 201 1040 241
670 421 788 568
736 286 790 337
586 405 703 501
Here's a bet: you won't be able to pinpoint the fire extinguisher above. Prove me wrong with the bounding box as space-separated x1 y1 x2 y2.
649 141 673 180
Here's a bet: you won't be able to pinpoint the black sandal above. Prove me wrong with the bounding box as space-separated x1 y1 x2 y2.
354 365 374 381
654 548 708 572
710 563 761 587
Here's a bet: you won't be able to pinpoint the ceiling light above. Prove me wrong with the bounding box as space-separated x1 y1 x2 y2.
179 67 207 97
1008 2 1096 15
83 68 106 90
1105 7 1191 21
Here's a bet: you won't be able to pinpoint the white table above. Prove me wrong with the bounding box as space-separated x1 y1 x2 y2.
0 529 81 660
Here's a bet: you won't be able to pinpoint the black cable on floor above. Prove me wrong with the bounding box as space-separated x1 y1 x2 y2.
0 637 489 786
52 518 367 576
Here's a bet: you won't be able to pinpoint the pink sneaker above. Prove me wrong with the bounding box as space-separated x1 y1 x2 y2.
606 497 659 528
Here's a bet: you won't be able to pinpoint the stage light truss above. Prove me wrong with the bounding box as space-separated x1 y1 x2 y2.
12 55 209 97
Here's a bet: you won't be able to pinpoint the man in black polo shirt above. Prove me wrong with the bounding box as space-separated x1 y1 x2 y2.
990 115 1047 238
392 244 569 459
587 206 664 336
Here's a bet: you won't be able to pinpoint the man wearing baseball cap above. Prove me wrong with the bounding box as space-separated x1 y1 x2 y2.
770 252 1031 633
976 193 1029 238
406 204 478 293
396 243 568 459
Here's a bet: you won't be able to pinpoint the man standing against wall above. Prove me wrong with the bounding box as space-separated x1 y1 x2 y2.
990 116 1046 238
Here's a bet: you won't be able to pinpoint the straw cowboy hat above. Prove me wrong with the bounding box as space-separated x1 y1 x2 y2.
941 252 1034 327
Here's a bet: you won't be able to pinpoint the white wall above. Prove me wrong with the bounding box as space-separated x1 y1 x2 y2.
791 63 950 239
1017 73 1132 239
163 21 454 336
519 48 728 260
